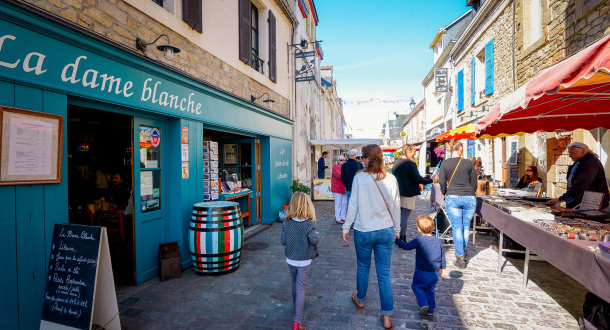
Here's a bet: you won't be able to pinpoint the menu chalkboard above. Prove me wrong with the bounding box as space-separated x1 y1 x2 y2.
41 224 101 329
41 224 120 330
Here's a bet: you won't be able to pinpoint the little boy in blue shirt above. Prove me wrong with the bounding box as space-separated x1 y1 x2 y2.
395 215 448 316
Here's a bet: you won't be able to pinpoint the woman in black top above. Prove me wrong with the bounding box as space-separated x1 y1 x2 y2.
392 144 437 241
438 139 477 269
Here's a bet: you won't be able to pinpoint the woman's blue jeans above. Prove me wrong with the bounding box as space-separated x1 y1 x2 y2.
354 227 394 315
444 195 476 257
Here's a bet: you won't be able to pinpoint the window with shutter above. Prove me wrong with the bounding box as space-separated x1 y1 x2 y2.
470 57 475 105
182 0 202 33
457 69 464 111
238 0 252 64
485 39 494 95
268 10 277 83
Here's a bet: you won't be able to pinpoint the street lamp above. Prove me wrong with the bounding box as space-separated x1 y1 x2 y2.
409 99 416 111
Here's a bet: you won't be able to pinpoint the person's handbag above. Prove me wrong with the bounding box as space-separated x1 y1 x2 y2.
370 174 394 222
443 158 463 195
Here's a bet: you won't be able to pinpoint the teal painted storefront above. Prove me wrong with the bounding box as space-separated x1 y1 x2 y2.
0 2 293 328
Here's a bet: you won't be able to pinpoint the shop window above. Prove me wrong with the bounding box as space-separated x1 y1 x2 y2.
222 143 253 189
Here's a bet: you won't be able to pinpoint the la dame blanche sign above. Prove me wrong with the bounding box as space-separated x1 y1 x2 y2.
0 21 207 119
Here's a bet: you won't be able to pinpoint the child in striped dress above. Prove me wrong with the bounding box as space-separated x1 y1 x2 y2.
280 192 320 330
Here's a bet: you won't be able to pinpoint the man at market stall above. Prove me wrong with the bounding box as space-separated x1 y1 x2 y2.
550 142 610 209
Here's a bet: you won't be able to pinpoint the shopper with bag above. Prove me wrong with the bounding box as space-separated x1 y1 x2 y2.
342 144 401 329
438 139 477 269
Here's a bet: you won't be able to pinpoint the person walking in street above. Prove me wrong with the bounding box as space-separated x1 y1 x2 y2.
439 139 477 269
395 215 448 317
331 155 347 224
341 150 364 202
342 144 401 330
281 192 320 330
317 151 329 179
393 144 437 241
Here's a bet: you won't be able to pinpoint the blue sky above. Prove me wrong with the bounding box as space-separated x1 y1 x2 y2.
315 1 471 137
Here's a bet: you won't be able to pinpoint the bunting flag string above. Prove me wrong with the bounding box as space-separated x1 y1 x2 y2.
337 97 413 105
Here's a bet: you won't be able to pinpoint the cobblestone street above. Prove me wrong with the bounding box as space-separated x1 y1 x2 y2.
117 198 586 329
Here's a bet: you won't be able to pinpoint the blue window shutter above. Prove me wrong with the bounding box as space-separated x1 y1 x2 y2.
471 57 475 105
485 39 494 95
457 69 464 111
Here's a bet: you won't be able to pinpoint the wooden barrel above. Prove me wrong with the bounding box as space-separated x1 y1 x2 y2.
189 201 243 275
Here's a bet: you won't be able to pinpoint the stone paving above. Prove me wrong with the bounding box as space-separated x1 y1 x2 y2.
116 198 587 329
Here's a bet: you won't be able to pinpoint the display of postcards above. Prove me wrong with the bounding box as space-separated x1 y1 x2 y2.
212 168 218 174
210 141 218 148
211 192 218 200
203 179 210 186
211 180 218 187
202 147 209 154
203 141 209 147
204 186 210 194
203 152 209 160
211 173 218 180
204 167 210 174
203 194 210 200
211 148 218 155
211 153 218 160
211 161 218 167
203 161 209 168
204 174 210 181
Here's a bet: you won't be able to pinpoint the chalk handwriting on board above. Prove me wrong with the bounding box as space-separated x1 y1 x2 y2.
41 224 101 329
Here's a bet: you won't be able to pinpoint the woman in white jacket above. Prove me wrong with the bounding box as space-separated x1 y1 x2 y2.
342 144 401 329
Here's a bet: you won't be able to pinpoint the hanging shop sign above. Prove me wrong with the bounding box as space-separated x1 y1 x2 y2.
434 68 448 93
295 51 315 58
400 131 407 138
295 76 315 82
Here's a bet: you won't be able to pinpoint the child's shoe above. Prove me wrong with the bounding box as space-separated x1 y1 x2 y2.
418 306 429 316
292 321 306 330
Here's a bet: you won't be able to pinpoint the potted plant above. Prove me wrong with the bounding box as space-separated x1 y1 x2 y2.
290 181 311 195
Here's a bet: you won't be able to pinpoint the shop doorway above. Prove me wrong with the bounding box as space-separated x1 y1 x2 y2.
67 106 135 285
203 129 260 226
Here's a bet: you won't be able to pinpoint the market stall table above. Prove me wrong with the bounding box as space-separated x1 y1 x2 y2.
476 198 610 303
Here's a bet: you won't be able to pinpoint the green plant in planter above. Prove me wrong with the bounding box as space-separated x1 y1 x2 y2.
290 181 311 195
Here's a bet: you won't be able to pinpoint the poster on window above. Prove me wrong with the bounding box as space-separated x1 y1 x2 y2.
224 144 237 164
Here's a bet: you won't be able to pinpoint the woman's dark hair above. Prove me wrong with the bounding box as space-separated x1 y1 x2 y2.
524 166 539 184
362 144 386 180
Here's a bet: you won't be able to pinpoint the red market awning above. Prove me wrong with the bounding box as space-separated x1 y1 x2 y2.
476 34 610 138
436 124 477 142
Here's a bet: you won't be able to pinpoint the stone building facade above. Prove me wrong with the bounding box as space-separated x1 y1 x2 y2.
514 0 610 197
